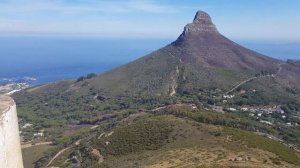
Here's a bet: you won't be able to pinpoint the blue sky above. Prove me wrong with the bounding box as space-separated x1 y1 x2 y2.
0 0 300 41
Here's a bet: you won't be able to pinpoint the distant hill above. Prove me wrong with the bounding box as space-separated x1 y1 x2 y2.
23 11 299 99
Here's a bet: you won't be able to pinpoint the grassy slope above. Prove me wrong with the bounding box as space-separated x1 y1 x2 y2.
77 46 180 97
48 114 300 168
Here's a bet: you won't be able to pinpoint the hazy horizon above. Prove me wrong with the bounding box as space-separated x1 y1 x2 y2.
1 0 300 41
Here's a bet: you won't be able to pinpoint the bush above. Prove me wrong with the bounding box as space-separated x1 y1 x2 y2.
86 73 97 79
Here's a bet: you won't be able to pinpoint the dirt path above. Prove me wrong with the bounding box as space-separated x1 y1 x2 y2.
46 146 71 167
225 77 257 94
45 138 84 167
277 63 283 74
21 142 53 149
224 74 274 95
225 62 284 95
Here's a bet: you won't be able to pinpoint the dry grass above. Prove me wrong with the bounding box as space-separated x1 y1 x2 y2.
22 144 53 168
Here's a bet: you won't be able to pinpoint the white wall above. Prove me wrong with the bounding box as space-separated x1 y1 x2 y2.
0 97 24 168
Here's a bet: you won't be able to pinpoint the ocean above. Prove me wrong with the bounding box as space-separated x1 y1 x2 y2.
0 36 172 85
0 36 299 85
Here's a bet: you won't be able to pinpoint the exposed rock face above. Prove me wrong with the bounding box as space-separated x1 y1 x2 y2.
183 11 218 35
0 95 24 168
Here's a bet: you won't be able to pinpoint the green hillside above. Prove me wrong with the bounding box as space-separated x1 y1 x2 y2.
43 114 300 168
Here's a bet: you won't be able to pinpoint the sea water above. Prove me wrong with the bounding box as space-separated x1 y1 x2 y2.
0 36 172 85
0 36 299 85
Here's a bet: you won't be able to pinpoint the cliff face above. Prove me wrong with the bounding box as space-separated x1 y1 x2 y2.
0 95 24 168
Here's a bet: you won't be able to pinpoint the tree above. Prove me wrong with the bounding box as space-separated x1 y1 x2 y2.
86 73 97 79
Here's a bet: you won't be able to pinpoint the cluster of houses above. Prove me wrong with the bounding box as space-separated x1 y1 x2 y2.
226 105 284 116
20 123 45 142
225 105 298 126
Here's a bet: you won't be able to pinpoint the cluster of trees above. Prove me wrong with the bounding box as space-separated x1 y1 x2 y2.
232 91 272 106
77 73 98 82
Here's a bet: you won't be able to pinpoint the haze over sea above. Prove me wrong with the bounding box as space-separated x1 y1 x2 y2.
0 36 299 85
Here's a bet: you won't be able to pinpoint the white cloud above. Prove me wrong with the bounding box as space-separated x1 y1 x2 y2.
0 0 181 37
0 0 176 14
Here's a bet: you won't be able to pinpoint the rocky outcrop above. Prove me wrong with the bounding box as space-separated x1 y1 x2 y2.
0 95 24 168
183 11 218 35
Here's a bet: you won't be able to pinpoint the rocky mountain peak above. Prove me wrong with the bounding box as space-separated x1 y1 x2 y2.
193 11 213 24
182 10 218 34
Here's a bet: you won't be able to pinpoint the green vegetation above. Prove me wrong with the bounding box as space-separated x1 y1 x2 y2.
45 114 300 168
177 65 252 95
167 107 300 148
224 127 300 166
163 106 274 133
77 73 98 82
229 77 300 106
94 117 174 156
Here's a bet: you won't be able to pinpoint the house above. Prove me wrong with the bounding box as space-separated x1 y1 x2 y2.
249 113 255 117
34 132 44 137
22 123 33 129
241 107 248 112
228 108 237 112
223 95 235 99
260 120 273 126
